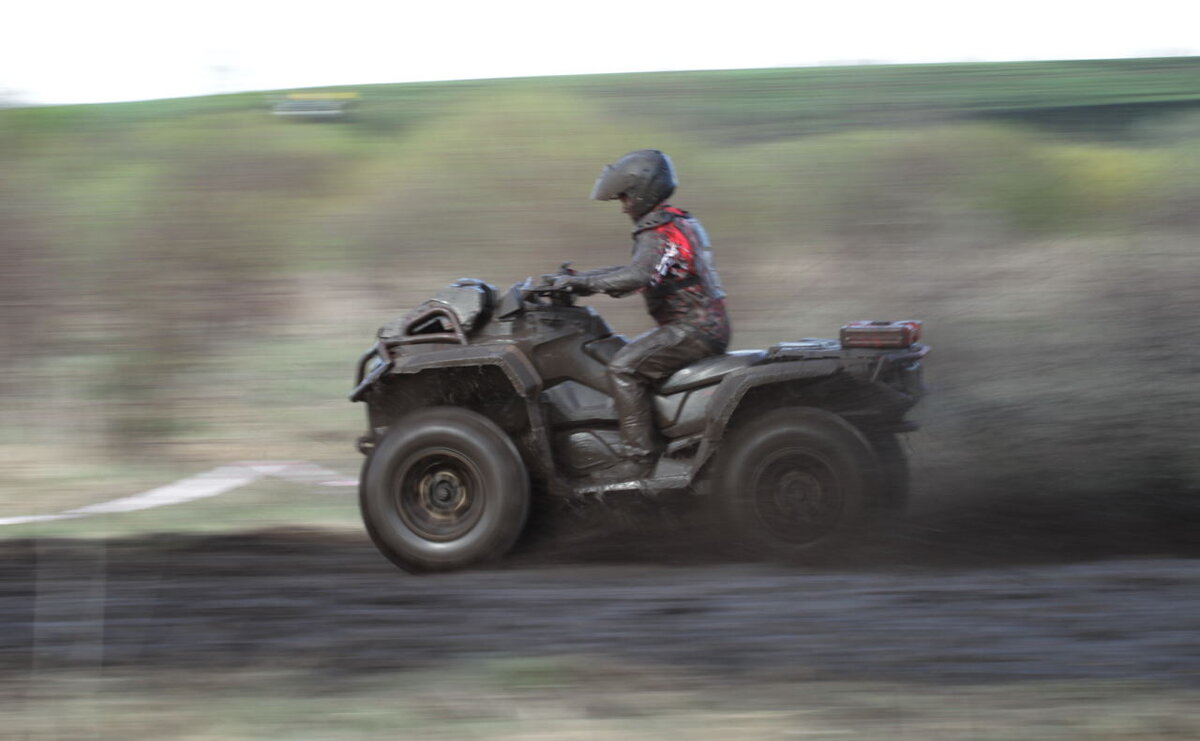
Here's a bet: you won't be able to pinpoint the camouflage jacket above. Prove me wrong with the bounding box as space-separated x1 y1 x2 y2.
580 205 730 348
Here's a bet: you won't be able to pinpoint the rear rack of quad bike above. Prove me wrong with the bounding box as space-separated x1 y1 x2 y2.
350 305 469 401
865 342 930 383
765 339 930 383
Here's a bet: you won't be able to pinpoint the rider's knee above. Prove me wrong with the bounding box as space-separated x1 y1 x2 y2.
608 348 643 378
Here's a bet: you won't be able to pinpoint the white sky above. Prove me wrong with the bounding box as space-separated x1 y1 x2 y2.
4 0 1199 105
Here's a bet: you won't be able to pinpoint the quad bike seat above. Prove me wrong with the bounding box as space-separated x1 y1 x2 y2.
658 350 767 394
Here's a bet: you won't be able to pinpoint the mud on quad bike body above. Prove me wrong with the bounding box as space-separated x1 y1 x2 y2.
351 276 929 573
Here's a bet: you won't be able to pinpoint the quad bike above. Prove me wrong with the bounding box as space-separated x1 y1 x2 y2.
350 272 929 573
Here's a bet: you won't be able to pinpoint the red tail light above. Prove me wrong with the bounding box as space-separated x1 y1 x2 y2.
840 320 922 349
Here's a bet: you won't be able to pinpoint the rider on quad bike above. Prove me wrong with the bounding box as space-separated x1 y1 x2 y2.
555 149 730 478
350 153 929 574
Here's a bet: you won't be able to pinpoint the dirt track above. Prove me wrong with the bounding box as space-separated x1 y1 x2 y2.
3 503 1198 688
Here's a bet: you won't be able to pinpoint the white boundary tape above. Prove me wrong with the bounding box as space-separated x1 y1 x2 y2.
0 461 356 527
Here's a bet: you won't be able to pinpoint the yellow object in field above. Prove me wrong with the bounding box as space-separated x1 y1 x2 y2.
286 92 360 100
271 92 359 119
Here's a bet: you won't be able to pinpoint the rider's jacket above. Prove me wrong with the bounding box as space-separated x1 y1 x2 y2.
581 205 731 348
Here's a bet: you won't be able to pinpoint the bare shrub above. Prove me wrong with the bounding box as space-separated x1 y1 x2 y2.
0 166 60 374
95 140 331 449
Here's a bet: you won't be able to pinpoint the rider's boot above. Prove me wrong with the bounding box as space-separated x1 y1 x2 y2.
606 375 658 480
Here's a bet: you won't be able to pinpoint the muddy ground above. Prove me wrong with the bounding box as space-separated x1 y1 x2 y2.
1 499 1198 738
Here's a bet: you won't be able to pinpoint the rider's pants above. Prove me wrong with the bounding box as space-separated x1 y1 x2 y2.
608 322 725 458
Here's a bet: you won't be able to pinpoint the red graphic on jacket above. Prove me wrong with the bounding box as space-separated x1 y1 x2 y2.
641 206 729 346
578 204 730 348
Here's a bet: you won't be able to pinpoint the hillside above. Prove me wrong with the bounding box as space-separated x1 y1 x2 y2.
9 56 1200 140
1 57 1198 533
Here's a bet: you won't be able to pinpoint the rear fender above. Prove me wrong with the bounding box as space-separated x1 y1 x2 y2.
687 360 842 475
703 360 842 444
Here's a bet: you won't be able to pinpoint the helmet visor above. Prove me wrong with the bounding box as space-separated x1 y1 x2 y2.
590 164 625 201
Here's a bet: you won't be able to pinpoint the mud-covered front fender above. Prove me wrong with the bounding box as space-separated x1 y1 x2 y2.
354 344 558 487
352 343 543 403
388 344 542 399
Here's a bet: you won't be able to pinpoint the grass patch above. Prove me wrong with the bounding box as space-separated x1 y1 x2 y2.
7 659 1198 740
0 475 359 540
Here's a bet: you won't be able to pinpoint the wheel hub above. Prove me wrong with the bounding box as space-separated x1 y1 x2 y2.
395 451 484 541
752 450 842 544
775 469 823 518
424 470 468 513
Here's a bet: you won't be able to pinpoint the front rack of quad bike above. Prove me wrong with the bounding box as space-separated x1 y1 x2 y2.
350 305 469 401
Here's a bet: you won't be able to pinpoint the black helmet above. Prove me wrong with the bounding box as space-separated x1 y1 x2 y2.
590 149 677 220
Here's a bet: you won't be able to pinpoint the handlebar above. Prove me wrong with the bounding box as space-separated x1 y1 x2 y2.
519 265 580 306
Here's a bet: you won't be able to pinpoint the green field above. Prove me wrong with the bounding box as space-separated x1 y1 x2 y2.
2 57 1199 536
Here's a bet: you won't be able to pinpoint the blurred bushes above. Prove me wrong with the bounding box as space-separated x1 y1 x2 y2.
1 79 1199 490
695 123 1191 249
2 115 353 450
348 91 685 270
0 165 61 375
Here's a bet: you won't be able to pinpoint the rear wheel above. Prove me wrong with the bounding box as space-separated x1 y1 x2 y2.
360 407 530 573
713 407 881 558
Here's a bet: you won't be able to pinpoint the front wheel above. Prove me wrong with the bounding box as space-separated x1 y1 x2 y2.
360 407 530 573
712 407 882 559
